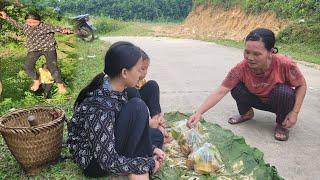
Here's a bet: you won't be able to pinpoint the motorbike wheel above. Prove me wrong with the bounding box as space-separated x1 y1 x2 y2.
78 25 95 42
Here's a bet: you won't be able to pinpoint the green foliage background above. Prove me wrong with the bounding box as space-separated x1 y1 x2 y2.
20 0 193 22
192 0 320 63
193 0 320 22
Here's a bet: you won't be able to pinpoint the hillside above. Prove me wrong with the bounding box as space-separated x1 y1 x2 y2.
157 5 288 40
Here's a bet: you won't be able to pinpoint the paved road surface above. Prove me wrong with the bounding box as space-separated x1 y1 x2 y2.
101 36 320 180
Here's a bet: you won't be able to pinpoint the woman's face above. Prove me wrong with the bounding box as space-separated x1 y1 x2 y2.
123 57 143 87
26 18 40 27
140 59 149 80
244 40 272 70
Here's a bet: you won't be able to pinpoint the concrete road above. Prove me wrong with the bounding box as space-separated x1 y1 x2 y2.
101 36 320 180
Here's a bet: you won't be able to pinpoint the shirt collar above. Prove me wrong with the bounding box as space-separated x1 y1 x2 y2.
102 75 127 101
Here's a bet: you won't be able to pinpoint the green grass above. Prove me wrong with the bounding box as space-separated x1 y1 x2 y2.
94 16 177 37
0 38 109 178
0 34 76 116
92 16 320 65
205 38 320 65
278 42 320 64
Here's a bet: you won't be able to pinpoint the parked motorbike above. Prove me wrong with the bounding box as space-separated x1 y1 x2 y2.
70 14 96 42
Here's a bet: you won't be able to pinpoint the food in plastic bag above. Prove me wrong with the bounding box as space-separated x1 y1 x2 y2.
171 119 206 139
171 119 189 140
186 152 195 170
191 143 223 174
178 128 204 155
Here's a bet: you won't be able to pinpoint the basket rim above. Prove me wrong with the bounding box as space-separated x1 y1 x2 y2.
0 106 65 131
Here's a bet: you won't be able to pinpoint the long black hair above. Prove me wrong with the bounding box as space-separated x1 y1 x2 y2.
74 41 142 109
245 28 278 53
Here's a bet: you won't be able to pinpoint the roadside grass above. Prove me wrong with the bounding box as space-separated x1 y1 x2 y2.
0 15 315 179
0 37 109 178
196 38 320 65
93 16 320 65
94 16 176 37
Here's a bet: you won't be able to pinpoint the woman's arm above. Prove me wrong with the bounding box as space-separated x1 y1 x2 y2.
0 11 24 29
45 24 71 34
292 79 307 114
283 77 307 128
187 85 231 127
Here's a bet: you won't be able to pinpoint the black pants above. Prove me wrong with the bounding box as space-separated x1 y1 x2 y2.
25 50 63 83
41 83 53 98
125 80 161 117
231 83 295 124
84 98 163 177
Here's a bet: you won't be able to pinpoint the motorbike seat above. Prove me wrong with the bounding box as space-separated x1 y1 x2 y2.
70 14 89 20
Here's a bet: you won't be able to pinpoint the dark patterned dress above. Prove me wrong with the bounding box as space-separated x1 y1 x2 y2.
7 16 63 52
67 79 155 175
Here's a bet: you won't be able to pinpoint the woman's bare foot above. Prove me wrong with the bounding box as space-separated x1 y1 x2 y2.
228 108 254 124
30 80 40 91
57 83 67 94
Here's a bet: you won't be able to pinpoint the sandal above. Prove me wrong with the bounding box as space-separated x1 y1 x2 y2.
274 125 289 141
228 108 254 124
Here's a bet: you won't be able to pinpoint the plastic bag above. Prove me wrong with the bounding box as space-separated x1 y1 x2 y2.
171 119 189 140
191 143 223 174
178 128 204 155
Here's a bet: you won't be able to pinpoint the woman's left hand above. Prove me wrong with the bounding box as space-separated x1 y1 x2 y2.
159 115 166 127
62 28 72 34
153 148 165 162
282 111 298 128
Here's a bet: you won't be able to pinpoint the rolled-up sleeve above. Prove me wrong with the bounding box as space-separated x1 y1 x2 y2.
221 64 243 89
285 61 305 87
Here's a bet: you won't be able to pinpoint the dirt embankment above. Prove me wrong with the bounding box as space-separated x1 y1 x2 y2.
155 5 288 40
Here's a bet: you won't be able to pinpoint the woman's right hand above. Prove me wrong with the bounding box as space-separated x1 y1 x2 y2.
187 112 201 128
0 11 7 19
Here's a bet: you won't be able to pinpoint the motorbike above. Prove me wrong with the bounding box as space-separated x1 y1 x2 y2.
70 14 96 42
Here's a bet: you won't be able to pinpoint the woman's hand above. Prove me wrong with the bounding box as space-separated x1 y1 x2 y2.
0 11 7 19
282 111 298 128
187 112 201 128
153 159 162 174
153 148 165 162
158 115 166 127
62 28 72 34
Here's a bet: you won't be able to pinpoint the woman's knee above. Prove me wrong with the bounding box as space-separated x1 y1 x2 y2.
127 97 148 114
231 82 249 100
125 87 141 99
270 84 295 100
144 80 159 92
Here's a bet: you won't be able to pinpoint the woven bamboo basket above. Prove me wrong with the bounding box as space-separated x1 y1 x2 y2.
0 107 65 175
